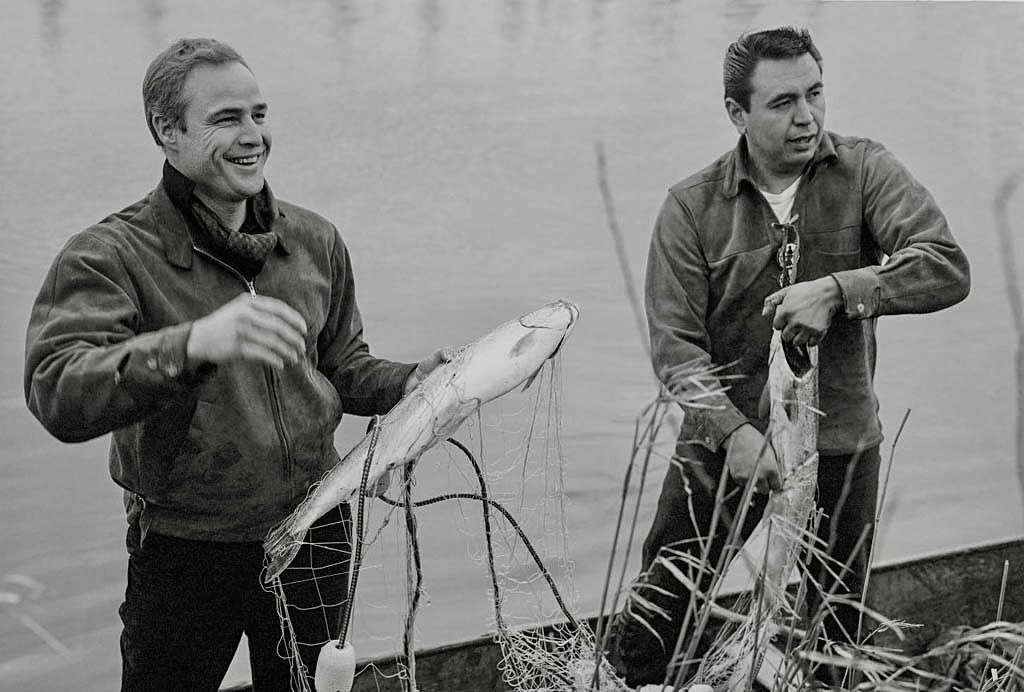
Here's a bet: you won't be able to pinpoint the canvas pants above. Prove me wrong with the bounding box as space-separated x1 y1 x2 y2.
119 505 351 692
607 441 881 687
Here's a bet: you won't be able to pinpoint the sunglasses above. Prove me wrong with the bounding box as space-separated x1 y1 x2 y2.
772 214 800 288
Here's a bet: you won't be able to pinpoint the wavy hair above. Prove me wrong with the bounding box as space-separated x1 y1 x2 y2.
723 27 822 111
142 38 249 147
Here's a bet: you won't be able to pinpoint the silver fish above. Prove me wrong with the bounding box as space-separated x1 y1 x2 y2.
263 300 580 582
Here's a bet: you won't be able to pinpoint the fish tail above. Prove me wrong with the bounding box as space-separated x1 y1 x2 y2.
263 514 307 583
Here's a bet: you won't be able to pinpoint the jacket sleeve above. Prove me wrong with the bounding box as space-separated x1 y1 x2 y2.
830 141 971 318
318 229 416 416
645 192 748 451
24 231 212 443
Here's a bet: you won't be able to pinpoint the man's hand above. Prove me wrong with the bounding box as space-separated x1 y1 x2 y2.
762 276 842 347
403 346 458 394
186 294 307 370
724 423 782 494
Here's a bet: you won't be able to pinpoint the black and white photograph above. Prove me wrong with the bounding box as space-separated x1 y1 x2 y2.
2 1 1023 691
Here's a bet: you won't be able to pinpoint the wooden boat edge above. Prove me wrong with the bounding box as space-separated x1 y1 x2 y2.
221 535 1024 691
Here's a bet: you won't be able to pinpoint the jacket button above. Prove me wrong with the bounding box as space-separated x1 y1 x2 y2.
146 357 158 370
165 364 180 378
856 303 865 313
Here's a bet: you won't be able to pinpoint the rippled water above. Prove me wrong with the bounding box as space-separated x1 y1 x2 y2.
2 1 1024 689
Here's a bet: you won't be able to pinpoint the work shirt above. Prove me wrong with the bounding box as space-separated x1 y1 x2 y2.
645 131 970 455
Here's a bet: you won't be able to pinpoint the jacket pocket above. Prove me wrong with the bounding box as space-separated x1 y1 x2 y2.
280 360 344 473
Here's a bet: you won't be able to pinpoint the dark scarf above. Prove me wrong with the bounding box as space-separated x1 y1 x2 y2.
162 161 279 272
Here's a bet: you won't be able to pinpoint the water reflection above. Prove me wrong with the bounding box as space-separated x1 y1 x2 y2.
723 0 766 34
37 0 64 52
4 3 1024 691
500 0 527 44
325 0 362 32
419 0 443 42
140 0 166 52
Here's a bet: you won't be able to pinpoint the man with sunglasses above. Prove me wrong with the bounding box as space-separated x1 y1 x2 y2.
609 26 969 687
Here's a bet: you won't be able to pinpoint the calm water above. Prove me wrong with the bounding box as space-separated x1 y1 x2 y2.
3 1 1024 689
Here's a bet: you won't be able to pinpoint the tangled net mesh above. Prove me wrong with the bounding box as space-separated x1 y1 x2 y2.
264 356 629 692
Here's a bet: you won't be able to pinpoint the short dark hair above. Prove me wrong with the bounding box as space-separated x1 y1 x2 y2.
142 38 249 147
723 27 822 111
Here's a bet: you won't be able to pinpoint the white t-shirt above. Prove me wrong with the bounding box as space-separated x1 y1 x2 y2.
761 176 801 223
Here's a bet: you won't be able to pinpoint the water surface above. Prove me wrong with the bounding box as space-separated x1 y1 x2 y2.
2 1 1023 689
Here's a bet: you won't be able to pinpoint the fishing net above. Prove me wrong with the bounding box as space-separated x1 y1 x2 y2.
263 356 629 692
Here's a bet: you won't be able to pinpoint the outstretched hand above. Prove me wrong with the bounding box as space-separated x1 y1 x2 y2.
762 276 842 347
724 423 782 494
403 346 459 394
187 294 307 370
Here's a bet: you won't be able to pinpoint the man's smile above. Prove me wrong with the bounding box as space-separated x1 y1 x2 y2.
225 153 262 166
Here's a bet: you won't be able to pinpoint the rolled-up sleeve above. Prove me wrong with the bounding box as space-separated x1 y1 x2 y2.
645 192 748 451
830 142 970 319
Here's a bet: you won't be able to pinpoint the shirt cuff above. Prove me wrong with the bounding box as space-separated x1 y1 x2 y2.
115 323 213 394
830 267 881 319
680 400 749 452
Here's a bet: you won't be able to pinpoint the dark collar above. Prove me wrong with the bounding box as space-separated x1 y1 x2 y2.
155 162 292 270
722 132 838 198
159 160 290 253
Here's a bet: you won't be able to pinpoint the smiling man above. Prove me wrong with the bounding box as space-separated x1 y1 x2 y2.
608 27 970 687
25 38 447 691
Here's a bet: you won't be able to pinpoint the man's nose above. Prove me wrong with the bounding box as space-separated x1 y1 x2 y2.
238 116 262 144
793 98 813 125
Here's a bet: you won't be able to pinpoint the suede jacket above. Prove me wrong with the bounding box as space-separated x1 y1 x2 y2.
645 131 970 455
25 178 415 541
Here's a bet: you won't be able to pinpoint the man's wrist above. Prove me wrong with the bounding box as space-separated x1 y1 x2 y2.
820 276 843 314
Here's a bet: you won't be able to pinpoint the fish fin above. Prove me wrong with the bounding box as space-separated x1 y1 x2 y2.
520 367 542 392
510 331 539 358
757 379 771 419
548 333 568 359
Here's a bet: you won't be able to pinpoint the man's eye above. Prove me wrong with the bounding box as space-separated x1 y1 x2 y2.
253 112 267 122
216 116 237 124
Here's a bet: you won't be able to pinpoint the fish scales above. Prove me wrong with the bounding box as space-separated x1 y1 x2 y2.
263 300 579 582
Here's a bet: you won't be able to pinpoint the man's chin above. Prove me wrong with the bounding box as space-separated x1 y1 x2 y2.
229 175 265 200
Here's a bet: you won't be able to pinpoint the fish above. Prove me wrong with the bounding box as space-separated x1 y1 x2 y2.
700 331 820 691
758 334 820 610
263 299 580 582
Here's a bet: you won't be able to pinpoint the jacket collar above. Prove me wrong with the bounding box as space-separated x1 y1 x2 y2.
722 132 838 198
153 161 291 269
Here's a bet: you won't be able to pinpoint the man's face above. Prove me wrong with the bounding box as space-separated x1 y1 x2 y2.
165 61 271 207
727 53 825 183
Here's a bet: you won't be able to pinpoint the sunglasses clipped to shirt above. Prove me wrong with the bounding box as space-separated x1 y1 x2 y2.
772 213 800 289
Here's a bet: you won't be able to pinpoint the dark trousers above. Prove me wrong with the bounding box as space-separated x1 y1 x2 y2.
608 441 880 687
119 505 351 692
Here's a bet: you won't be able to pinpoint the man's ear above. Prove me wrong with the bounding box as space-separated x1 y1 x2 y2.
724 97 747 135
152 113 179 151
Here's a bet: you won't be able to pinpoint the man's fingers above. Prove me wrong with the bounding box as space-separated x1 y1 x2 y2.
238 340 289 370
760 442 783 492
762 288 788 318
248 295 308 335
238 297 308 362
780 322 800 343
247 310 306 347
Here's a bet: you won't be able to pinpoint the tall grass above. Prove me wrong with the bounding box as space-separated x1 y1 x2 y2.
600 379 1024 691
